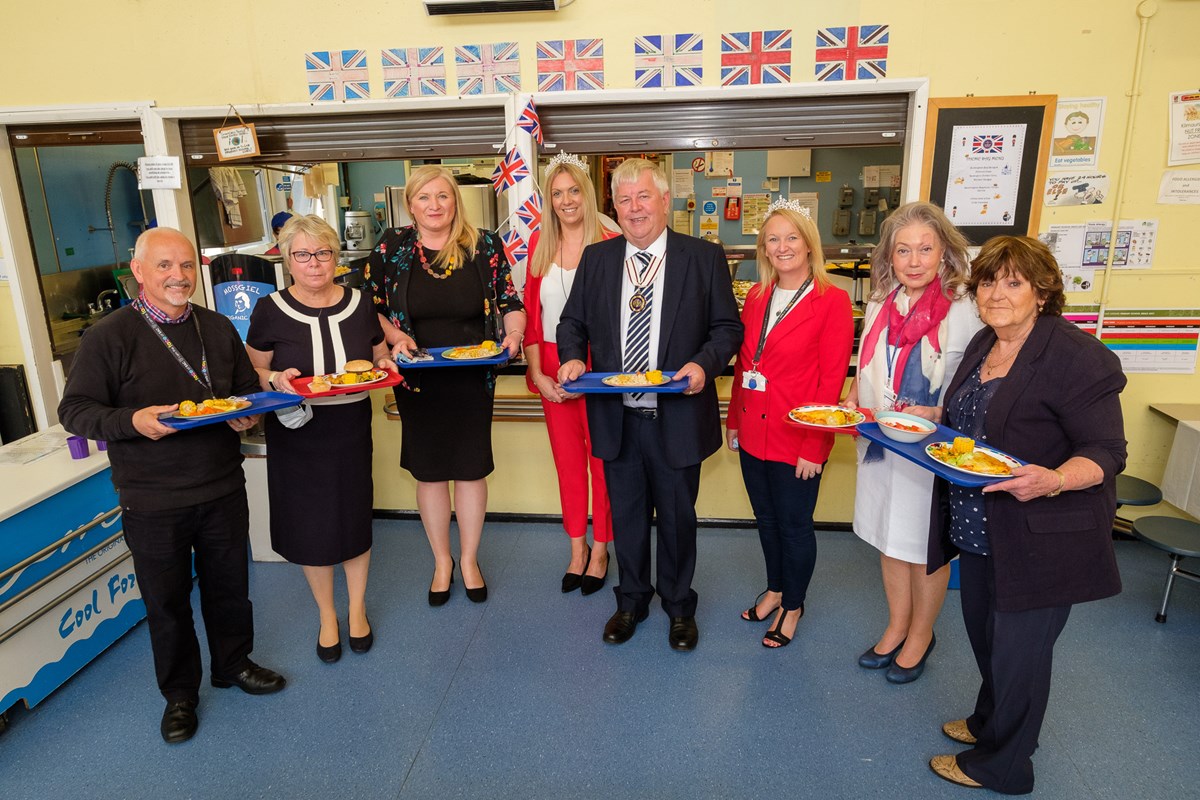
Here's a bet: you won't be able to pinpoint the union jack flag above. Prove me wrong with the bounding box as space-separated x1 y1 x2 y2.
381 47 447 97
306 50 370 102
537 39 605 92
972 135 1005 155
501 227 528 267
815 25 889 81
456 42 521 95
720 30 792 86
492 148 530 195
517 99 543 144
516 193 542 233
634 33 703 88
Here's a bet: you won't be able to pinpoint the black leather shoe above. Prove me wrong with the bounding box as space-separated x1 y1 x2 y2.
429 558 455 607
668 616 699 651
562 547 589 593
886 634 937 684
317 625 342 664
858 638 906 669
349 617 373 654
210 661 287 695
580 547 607 596
603 609 648 644
160 700 198 744
464 566 488 603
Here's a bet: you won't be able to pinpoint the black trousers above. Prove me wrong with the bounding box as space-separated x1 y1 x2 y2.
121 487 255 703
603 410 702 617
956 552 1071 795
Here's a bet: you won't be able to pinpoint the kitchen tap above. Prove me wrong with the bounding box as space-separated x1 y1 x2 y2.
96 289 120 313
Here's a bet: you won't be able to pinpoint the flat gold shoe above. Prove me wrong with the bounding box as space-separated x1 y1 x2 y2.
942 719 977 745
929 755 982 789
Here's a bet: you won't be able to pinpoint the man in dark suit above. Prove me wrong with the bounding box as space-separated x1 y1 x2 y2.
557 159 743 650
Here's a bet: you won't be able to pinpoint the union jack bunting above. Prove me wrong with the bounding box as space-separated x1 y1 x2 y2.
517 99 543 144
516 193 542 233
501 228 528 267
537 39 605 92
455 42 521 95
492 148 530 195
814 25 889 81
306 50 370 102
972 134 1004 155
381 47 447 97
633 33 703 88
720 30 792 86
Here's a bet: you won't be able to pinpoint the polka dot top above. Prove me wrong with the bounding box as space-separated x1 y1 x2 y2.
946 361 1003 556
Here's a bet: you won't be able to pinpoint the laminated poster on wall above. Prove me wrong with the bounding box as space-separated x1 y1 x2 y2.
1044 173 1109 206
1157 170 1200 204
741 194 770 236
943 124 1025 227
671 169 693 197
706 151 734 178
1042 220 1158 270
1168 91 1200 166
788 192 819 223
1048 97 1105 171
1100 308 1200 374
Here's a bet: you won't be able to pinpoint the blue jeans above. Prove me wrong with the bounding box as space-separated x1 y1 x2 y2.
738 450 821 611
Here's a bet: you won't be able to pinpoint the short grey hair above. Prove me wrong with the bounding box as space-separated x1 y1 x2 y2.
133 227 195 263
610 157 669 197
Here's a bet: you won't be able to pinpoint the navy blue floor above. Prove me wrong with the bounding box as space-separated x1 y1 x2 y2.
2 522 1198 799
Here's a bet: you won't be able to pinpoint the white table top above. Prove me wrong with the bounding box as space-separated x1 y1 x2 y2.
0 425 111 522
1162 420 1200 520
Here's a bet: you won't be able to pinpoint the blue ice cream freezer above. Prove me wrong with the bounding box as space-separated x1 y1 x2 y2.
0 427 145 726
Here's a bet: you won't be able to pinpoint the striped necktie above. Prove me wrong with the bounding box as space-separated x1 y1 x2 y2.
623 251 654 400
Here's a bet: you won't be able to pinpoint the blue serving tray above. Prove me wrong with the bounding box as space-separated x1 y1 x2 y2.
158 391 303 430
857 422 1027 488
561 371 687 394
394 346 510 369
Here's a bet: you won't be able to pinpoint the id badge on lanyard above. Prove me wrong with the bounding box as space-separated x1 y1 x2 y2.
742 369 767 392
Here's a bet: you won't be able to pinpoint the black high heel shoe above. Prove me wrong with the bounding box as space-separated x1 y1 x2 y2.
348 616 373 654
428 558 455 607
762 605 803 648
858 638 906 669
317 623 342 663
741 589 780 622
580 546 608 596
464 564 488 603
562 546 590 593
886 633 936 684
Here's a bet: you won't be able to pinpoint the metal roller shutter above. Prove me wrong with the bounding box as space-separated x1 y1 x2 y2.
178 107 507 165
539 93 910 153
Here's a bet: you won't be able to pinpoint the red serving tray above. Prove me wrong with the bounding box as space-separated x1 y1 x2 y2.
292 369 405 399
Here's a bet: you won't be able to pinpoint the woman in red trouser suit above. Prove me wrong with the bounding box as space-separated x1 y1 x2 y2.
524 153 619 595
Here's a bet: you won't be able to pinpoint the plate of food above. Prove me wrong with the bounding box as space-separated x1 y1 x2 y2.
295 360 400 398
601 370 669 388
926 437 1020 478
787 404 866 429
443 341 504 361
168 397 252 420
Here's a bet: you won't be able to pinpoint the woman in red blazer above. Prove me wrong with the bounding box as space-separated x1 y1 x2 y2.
726 202 855 648
524 153 619 595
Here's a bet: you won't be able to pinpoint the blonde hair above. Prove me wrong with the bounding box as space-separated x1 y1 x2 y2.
405 165 480 269
529 160 603 278
754 208 830 295
869 201 969 302
278 215 340 262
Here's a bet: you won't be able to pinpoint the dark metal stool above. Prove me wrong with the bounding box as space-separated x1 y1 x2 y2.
1130 515 1200 622
1114 474 1163 538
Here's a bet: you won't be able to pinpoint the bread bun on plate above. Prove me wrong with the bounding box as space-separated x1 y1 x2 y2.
344 359 374 373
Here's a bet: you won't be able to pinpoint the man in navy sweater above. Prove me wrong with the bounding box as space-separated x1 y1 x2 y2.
59 227 285 744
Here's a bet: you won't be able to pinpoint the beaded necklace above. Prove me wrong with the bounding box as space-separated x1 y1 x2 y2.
416 240 458 280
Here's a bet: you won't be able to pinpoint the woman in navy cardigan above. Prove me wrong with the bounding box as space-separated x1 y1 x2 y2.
925 236 1126 795
726 201 854 648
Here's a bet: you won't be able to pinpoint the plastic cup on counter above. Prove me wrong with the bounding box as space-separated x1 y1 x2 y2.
95 440 108 451
66 435 90 459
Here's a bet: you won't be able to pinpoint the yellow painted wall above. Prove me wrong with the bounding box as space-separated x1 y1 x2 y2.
3 0 1199 522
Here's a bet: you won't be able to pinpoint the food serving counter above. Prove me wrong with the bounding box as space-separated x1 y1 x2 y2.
0 427 144 731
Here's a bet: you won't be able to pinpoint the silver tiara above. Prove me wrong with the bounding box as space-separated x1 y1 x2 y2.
547 152 588 172
766 196 812 219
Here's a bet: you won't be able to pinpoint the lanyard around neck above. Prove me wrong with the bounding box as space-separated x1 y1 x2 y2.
135 304 214 398
751 275 813 369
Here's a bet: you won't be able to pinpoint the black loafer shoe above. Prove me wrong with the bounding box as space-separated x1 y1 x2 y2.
211 661 287 695
886 634 936 684
160 700 198 744
349 617 373 654
317 623 341 663
668 616 699 651
858 638 906 669
603 609 648 644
